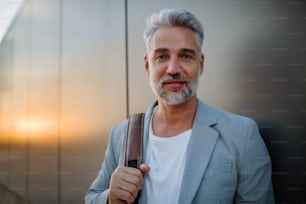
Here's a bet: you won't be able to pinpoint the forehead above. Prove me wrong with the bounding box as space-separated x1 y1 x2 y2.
149 26 199 53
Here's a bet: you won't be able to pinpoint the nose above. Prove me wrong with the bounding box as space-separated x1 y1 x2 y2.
167 56 180 75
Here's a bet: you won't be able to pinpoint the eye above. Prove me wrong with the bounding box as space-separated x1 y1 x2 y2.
180 54 193 61
155 54 169 62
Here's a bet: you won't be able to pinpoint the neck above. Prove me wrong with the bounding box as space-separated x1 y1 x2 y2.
152 96 197 137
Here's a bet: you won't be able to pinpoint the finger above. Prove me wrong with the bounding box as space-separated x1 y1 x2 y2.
118 182 139 199
140 164 150 175
114 166 142 183
113 167 143 194
121 167 144 188
109 178 138 203
115 187 137 204
121 173 143 191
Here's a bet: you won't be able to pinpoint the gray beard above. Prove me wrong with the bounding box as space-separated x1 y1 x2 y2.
150 73 200 105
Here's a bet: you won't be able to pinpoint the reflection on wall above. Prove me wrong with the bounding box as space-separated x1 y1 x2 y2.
0 0 305 204
0 0 126 203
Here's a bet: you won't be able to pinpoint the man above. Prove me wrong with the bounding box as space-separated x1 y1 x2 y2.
85 8 274 204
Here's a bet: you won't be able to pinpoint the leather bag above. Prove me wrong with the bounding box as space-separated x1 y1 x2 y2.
124 113 145 203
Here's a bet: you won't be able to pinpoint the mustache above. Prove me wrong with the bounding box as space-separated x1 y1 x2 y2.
159 74 191 85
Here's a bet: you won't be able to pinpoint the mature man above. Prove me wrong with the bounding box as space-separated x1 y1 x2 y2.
85 8 274 204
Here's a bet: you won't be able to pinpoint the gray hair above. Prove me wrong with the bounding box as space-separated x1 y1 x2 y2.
143 8 204 52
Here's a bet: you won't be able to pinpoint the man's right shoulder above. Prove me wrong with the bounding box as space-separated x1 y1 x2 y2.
110 118 129 137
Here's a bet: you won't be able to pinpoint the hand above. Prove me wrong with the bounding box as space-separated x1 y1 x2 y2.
109 164 150 204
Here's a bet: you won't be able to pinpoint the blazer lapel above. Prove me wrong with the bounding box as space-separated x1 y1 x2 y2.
178 100 219 204
139 101 157 204
140 100 219 204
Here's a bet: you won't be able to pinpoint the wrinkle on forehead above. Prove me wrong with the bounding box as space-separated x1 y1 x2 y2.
148 27 200 57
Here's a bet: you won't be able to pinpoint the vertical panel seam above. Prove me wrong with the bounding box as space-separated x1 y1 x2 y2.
57 0 63 203
125 0 129 118
25 0 33 199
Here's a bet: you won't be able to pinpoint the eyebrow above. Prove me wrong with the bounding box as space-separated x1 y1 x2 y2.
153 48 196 54
181 48 196 55
153 48 169 53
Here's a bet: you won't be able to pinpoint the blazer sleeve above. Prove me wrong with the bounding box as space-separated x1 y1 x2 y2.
84 124 126 204
235 119 274 204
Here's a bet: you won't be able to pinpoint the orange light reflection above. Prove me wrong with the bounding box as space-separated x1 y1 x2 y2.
14 117 55 137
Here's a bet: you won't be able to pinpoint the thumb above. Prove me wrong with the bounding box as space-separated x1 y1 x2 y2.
139 164 150 174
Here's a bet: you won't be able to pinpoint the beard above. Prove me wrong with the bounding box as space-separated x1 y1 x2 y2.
149 71 200 105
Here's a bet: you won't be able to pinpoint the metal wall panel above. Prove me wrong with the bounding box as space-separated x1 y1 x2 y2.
0 0 126 203
60 0 126 203
26 1 61 203
0 0 32 199
0 39 11 188
128 0 306 203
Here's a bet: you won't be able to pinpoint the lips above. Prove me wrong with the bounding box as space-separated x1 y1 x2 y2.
162 79 186 89
163 79 186 84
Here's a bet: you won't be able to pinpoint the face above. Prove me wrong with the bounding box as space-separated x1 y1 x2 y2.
144 26 204 105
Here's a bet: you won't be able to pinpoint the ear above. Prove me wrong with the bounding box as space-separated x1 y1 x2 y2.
199 54 205 76
144 54 149 76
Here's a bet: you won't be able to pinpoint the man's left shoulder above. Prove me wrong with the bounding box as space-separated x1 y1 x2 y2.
199 101 257 126
216 106 256 126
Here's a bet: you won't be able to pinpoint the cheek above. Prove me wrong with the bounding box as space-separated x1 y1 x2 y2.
148 72 160 82
192 70 201 81
148 65 165 79
181 64 199 78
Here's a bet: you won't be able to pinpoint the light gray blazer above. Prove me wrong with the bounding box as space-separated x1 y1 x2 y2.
85 99 274 204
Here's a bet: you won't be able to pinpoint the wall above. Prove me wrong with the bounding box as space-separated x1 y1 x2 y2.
0 0 305 203
0 0 126 203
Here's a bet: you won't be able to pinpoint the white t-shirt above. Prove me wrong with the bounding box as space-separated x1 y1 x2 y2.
144 112 192 204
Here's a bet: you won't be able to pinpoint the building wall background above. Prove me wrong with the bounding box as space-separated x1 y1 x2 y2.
0 0 305 203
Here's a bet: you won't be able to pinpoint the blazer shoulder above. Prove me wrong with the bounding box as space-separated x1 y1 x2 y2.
106 118 130 153
198 101 257 127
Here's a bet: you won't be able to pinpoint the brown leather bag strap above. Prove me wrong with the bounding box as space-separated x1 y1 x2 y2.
125 113 145 169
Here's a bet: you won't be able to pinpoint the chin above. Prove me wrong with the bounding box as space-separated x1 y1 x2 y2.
160 94 195 105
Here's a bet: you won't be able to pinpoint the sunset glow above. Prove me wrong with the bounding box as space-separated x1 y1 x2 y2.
15 118 55 136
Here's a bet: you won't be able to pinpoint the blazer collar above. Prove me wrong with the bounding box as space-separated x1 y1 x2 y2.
144 99 218 126
140 99 219 203
143 99 218 130
194 99 218 127
178 99 219 204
